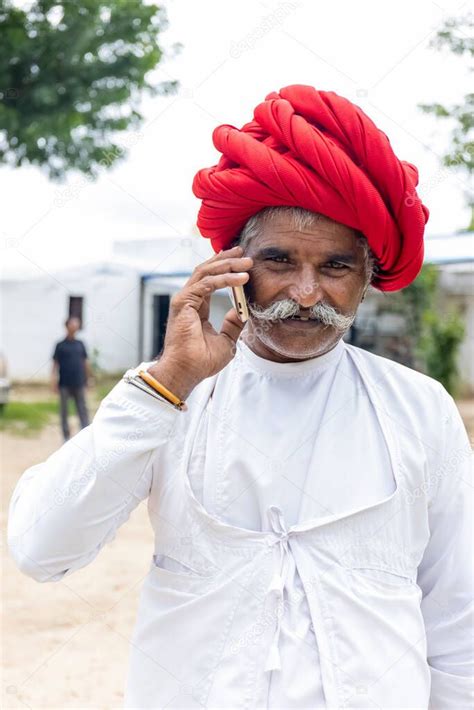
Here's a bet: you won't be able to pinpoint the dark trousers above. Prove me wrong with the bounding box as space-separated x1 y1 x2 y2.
59 386 90 441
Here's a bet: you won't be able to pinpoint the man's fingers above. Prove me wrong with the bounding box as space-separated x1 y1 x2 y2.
172 272 249 315
219 307 246 344
188 245 245 276
205 245 242 265
204 256 253 276
186 255 252 286
187 272 249 298
215 246 243 258
205 272 249 290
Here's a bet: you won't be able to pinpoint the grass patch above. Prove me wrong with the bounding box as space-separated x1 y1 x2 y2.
1 375 122 437
0 400 59 436
95 382 115 402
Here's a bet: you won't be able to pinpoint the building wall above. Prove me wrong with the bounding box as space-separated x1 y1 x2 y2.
141 280 231 362
1 264 140 381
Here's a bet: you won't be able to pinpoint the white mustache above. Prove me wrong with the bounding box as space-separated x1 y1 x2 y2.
248 298 356 331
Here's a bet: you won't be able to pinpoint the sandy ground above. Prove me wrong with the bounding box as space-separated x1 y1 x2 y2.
2 401 474 709
2 414 154 710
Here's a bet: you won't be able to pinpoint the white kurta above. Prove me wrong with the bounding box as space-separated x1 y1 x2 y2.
187 337 394 707
7 337 473 709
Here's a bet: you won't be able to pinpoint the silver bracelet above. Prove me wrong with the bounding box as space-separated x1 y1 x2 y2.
122 372 180 410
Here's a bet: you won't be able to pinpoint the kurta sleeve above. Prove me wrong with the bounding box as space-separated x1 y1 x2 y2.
7 369 181 583
416 387 474 709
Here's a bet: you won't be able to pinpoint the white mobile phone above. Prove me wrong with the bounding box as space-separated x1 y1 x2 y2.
227 285 249 323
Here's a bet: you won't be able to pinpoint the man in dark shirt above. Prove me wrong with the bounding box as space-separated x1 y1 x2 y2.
51 317 91 441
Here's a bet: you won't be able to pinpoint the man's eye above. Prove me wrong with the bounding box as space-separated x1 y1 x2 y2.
264 257 348 269
327 262 348 269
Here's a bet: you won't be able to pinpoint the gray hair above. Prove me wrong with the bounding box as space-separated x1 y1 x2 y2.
231 206 378 287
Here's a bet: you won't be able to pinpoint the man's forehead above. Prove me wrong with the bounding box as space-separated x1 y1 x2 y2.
254 217 360 254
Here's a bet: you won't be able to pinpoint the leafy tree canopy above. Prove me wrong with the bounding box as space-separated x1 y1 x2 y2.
419 13 473 229
0 0 179 180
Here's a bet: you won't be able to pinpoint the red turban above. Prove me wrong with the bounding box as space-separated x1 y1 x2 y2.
192 85 429 292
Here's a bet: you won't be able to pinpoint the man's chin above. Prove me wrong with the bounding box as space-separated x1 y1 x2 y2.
246 316 333 339
275 317 326 329
250 321 342 359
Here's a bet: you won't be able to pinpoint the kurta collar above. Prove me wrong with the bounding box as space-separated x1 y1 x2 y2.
236 335 346 377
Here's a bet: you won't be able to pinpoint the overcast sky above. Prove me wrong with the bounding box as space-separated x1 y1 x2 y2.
1 0 471 278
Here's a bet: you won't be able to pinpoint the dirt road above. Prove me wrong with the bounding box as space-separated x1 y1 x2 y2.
2 421 153 709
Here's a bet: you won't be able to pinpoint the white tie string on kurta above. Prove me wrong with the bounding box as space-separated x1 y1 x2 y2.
264 505 294 672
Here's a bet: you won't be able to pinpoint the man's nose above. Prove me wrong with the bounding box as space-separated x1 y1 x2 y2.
288 268 323 308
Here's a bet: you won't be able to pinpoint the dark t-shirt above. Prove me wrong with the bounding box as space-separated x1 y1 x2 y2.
53 338 88 387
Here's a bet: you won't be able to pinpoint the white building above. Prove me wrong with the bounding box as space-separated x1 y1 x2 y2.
0 236 230 382
1 232 473 391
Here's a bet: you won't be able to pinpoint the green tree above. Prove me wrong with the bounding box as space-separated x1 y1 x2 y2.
0 0 179 180
419 13 473 230
420 309 465 396
380 264 465 395
410 266 465 396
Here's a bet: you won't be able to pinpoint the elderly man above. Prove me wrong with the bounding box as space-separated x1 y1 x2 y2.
8 86 473 709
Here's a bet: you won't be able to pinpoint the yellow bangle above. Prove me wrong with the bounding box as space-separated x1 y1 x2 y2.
138 370 187 411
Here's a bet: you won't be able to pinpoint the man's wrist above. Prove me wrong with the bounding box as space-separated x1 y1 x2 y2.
146 361 199 402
